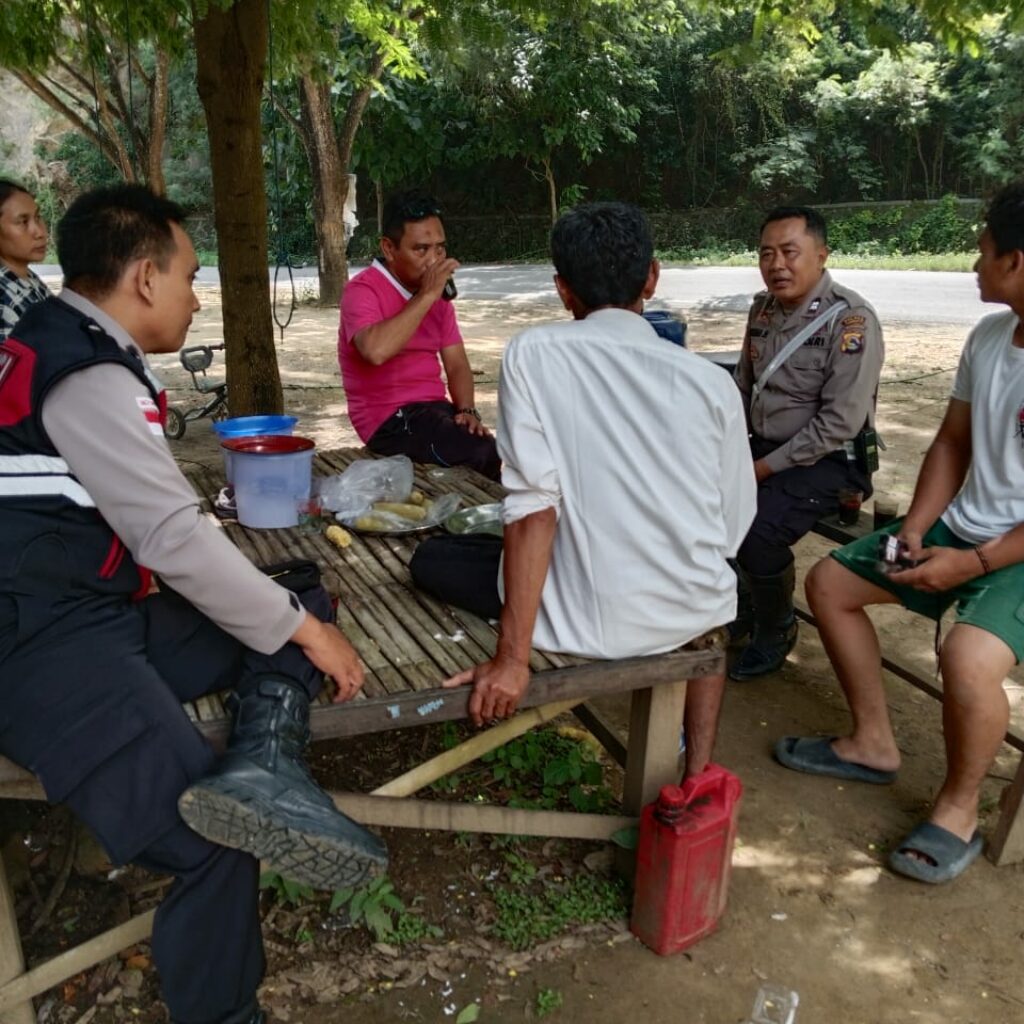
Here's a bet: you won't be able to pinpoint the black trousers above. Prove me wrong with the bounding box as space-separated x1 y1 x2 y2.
410 533 503 621
0 584 331 1024
367 400 501 481
737 437 870 576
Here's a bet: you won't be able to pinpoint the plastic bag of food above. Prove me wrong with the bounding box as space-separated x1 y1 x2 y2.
316 456 414 517
339 492 462 534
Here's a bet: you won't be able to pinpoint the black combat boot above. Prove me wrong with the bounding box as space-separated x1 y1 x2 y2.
178 678 388 890
728 562 798 681
726 560 754 647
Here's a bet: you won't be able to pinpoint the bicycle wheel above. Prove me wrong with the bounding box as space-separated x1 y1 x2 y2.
164 405 187 440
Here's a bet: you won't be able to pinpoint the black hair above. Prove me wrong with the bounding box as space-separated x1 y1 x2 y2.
984 182 1024 256
0 180 33 210
382 190 445 243
550 202 654 311
57 184 187 297
760 205 828 247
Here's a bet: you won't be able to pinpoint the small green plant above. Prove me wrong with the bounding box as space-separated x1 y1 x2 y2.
330 876 442 944
536 988 564 1016
491 873 627 950
259 871 315 908
481 728 614 813
295 926 314 944
502 849 537 885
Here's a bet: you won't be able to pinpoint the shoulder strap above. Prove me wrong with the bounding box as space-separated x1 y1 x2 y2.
751 301 849 400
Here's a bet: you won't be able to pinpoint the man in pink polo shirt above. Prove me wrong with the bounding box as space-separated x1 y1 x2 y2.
338 191 500 479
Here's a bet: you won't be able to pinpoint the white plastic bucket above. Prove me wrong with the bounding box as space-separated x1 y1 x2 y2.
217 416 298 484
221 435 315 529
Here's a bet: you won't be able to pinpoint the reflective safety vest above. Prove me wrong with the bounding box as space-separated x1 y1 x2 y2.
0 297 164 599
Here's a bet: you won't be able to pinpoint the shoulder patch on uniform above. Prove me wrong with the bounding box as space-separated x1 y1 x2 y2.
840 331 864 354
841 314 866 327
0 348 19 389
136 395 164 436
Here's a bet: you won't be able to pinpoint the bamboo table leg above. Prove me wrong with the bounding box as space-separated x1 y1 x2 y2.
0 852 34 1024
622 678 688 816
616 678 687 880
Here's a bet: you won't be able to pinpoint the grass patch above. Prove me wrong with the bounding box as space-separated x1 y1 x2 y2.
491 871 627 950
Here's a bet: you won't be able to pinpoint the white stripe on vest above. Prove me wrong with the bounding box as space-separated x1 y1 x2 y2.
0 454 96 508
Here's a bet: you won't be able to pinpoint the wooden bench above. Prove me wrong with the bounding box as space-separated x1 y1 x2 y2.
802 509 1024 867
0 449 724 1022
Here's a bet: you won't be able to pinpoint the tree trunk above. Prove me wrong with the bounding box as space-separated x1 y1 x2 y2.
297 53 382 308
298 76 349 308
192 0 282 416
542 157 558 225
145 48 170 196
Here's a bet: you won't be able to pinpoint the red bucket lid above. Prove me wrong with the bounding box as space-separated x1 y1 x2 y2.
220 434 315 454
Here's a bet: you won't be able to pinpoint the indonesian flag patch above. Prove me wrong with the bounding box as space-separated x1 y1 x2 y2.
136 395 164 436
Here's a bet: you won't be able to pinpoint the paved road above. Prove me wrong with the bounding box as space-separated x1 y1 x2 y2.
33 262 986 325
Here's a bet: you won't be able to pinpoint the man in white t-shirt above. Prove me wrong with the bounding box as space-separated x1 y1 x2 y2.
411 202 756 779
775 181 1024 884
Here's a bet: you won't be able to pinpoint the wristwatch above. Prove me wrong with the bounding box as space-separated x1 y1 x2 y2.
457 407 481 421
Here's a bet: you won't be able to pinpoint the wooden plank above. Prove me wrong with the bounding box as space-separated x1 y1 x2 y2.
0 776 44 801
0 911 156 1014
810 510 874 546
987 756 1024 865
192 648 723 748
621 679 688 816
331 793 634 841
0 852 34 1024
573 704 628 768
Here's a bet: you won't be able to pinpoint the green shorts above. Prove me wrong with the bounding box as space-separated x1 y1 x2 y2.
830 518 1024 663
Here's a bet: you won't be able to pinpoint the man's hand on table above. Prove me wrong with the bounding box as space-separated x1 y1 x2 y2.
291 612 365 703
443 653 530 727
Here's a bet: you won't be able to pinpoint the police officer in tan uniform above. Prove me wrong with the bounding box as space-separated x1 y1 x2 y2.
731 206 884 679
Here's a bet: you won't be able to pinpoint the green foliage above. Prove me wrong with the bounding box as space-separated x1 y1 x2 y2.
536 988 564 1016
479 727 614 814
455 1005 481 1024
330 876 443 945
259 871 316 908
490 872 627 950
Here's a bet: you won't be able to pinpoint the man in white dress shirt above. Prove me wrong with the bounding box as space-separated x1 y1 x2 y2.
411 201 756 778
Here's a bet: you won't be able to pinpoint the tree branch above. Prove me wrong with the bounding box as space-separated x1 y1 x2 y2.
11 71 118 167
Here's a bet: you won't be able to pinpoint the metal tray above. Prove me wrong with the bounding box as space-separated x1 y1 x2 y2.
335 514 438 537
444 503 503 538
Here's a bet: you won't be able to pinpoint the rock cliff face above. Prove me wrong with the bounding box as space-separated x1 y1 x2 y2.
0 69 70 183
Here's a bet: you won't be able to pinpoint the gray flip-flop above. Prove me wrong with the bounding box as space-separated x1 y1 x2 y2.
774 736 896 785
888 822 984 884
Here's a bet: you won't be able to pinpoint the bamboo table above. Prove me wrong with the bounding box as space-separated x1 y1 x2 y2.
0 447 723 1020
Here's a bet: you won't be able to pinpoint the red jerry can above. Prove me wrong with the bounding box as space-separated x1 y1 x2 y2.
630 763 743 955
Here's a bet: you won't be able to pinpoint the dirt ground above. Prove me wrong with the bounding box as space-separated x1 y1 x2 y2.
6 283 1024 1024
